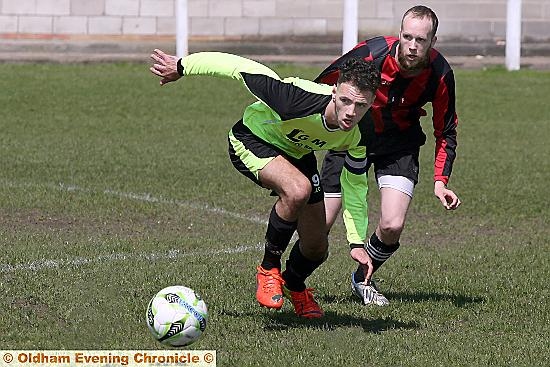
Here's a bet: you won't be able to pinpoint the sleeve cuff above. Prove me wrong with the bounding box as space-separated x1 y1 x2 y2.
177 58 184 76
434 176 449 185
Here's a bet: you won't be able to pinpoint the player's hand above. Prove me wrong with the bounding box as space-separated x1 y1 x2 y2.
350 247 373 283
434 180 461 210
149 49 181 86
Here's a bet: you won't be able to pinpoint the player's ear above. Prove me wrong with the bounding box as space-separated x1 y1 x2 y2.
431 35 437 47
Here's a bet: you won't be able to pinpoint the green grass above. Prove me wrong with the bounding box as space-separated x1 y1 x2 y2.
1 62 549 367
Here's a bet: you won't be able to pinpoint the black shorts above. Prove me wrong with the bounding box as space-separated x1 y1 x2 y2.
321 149 420 194
228 120 324 204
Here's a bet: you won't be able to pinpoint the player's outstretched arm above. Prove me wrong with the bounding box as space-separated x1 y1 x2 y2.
434 180 461 210
150 49 181 86
151 50 281 89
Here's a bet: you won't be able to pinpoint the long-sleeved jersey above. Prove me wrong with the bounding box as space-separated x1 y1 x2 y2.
180 52 369 244
315 36 458 184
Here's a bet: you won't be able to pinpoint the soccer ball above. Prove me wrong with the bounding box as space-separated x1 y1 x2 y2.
146 285 208 347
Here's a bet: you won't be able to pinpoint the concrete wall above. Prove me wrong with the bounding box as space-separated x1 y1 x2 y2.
0 0 549 41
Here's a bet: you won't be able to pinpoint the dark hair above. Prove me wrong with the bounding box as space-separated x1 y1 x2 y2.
402 5 439 38
337 58 380 94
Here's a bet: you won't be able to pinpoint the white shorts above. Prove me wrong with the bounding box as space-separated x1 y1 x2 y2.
375 174 415 198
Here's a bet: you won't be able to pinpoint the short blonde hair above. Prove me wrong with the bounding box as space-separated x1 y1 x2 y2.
402 5 439 38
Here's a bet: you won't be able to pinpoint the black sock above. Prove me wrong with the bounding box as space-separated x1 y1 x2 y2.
354 232 400 283
282 240 327 292
261 205 297 270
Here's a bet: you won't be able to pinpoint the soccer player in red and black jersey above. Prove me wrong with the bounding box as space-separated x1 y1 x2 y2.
315 5 461 306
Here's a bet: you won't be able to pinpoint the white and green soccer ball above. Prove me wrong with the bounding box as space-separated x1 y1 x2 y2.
146 285 208 347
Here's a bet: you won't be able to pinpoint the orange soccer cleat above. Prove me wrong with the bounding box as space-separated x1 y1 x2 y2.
256 265 285 309
283 286 324 319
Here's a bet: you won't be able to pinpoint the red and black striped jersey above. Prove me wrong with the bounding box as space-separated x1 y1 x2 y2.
315 36 458 184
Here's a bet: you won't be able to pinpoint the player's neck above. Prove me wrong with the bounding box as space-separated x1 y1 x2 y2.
324 101 339 129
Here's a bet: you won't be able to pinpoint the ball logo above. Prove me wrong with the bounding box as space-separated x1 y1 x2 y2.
166 293 207 332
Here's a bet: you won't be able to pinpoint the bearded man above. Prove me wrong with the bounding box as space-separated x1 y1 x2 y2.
315 5 461 306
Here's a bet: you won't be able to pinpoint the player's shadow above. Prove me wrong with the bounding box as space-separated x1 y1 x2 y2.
263 310 418 333
260 289 484 332
217 308 418 333
218 290 483 333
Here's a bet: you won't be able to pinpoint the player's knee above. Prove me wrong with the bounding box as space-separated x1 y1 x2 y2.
379 218 405 237
282 179 311 209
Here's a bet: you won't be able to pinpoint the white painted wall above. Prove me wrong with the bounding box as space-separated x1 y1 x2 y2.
0 0 548 41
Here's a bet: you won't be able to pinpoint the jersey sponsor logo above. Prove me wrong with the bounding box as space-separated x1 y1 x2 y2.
311 139 327 147
286 129 327 149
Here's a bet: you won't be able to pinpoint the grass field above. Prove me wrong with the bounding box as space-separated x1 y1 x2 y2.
1 61 549 367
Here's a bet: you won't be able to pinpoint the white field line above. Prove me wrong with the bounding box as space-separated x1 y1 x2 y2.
2 180 267 225
103 188 267 225
0 243 263 273
0 180 267 273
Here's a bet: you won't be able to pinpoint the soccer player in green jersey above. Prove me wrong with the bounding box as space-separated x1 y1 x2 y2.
150 49 380 318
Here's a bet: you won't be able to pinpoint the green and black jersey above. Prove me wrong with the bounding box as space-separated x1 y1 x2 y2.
180 52 369 244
